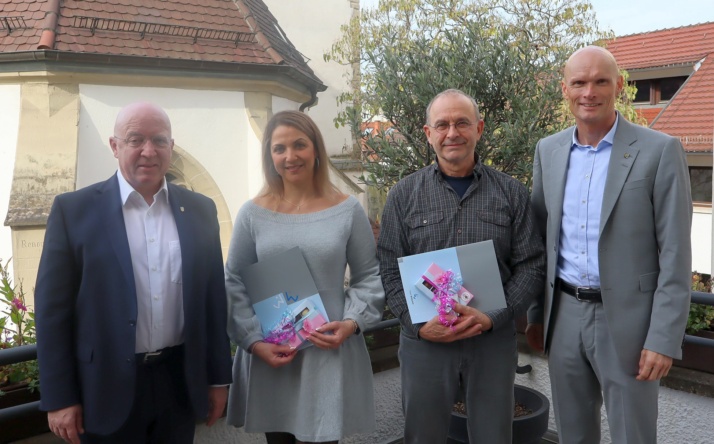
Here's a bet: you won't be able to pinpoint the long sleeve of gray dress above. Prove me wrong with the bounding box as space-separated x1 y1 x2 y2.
225 196 385 441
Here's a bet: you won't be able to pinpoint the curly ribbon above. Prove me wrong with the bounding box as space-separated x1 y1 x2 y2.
432 270 464 329
264 310 297 345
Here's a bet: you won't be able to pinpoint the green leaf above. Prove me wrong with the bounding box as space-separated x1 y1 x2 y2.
325 0 627 192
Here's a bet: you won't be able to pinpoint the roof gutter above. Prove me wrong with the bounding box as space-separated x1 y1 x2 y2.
0 50 327 93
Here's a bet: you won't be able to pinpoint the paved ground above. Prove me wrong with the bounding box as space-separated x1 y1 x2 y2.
11 366 557 444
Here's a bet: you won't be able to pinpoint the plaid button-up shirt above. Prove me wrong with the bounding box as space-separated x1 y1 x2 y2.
377 161 545 338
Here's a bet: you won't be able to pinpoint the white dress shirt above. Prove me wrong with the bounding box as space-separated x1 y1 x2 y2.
557 114 619 287
117 171 184 353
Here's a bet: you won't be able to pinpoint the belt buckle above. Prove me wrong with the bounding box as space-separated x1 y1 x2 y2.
143 350 162 364
575 287 592 302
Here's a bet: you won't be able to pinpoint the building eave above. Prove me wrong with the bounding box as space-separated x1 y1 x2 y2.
0 50 327 93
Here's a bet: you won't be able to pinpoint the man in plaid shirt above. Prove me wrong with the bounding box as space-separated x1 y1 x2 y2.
378 89 545 444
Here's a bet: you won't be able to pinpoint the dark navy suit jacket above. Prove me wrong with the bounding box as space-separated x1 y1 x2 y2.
35 175 233 434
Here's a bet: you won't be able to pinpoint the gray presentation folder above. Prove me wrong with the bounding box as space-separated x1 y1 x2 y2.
456 240 506 312
239 246 319 305
398 239 506 322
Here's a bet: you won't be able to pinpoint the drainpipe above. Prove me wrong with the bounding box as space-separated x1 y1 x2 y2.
299 88 319 112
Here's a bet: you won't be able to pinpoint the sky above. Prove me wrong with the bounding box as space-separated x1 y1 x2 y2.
359 0 714 36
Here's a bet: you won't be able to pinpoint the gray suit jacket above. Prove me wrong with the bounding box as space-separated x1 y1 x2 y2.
528 117 692 368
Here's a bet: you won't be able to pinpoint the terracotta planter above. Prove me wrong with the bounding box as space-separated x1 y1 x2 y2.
674 330 714 374
447 384 550 444
0 384 49 442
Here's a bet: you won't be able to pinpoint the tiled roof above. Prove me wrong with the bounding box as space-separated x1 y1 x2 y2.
0 0 324 90
607 23 714 153
651 55 714 153
635 107 663 125
608 22 714 70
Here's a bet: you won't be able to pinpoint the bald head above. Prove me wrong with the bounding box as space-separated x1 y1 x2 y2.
561 45 623 142
564 46 620 80
110 102 174 204
114 102 172 138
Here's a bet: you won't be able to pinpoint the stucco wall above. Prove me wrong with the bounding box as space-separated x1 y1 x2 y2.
262 0 355 157
3 82 366 294
692 205 712 274
77 85 267 222
0 84 20 274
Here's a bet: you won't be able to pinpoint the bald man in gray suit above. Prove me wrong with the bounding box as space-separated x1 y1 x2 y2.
526 46 692 443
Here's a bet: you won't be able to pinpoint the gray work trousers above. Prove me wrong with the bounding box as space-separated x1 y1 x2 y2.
399 323 517 444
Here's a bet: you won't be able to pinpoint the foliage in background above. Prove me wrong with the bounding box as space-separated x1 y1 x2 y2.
0 258 39 394
687 272 714 335
326 0 649 190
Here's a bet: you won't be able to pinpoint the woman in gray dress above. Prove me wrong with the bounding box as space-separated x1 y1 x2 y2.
225 111 385 444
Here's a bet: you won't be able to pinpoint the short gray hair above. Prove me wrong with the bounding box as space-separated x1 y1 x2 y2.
425 89 481 124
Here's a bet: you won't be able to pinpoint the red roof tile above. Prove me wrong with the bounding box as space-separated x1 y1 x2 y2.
650 55 714 153
635 107 664 126
607 22 714 70
0 0 324 90
607 23 714 153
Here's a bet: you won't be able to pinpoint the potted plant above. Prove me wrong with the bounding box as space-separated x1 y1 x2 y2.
0 258 48 440
675 272 714 373
447 384 550 444
687 272 714 334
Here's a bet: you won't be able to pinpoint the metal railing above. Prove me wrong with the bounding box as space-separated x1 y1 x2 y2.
0 319 402 423
365 318 400 333
684 291 714 347
0 344 40 422
1 294 712 424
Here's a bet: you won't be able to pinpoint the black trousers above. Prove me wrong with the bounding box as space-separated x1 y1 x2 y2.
81 346 195 444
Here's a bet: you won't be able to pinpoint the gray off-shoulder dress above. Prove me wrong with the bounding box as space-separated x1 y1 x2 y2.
225 196 385 442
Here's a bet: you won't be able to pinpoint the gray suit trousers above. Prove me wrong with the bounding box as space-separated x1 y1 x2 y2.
549 290 659 444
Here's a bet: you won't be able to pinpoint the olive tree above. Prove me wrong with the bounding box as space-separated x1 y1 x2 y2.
326 0 629 189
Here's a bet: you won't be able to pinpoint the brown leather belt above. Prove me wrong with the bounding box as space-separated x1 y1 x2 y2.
557 278 602 303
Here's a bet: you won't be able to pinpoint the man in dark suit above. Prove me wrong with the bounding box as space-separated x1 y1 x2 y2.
35 102 233 443
527 46 692 443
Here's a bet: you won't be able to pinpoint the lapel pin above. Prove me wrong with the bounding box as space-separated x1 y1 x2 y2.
624 153 630 158
180 206 185 212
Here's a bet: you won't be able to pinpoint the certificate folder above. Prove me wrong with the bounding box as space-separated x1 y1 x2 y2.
397 240 506 324
239 247 329 349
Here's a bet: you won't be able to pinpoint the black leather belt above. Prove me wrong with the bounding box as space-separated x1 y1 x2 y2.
557 278 602 302
136 344 183 366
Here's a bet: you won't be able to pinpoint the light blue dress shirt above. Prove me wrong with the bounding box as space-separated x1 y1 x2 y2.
557 114 619 287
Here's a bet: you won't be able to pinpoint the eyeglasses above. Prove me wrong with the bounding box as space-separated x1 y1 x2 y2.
113 135 172 149
428 121 474 134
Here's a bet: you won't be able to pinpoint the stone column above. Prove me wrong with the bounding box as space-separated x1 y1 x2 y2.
4 82 80 307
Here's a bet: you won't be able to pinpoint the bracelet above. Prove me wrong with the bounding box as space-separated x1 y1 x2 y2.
248 341 262 354
345 318 360 335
